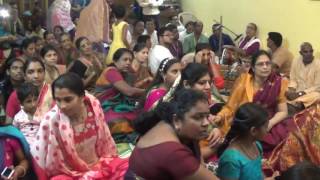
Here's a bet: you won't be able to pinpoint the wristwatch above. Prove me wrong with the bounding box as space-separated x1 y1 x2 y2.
298 92 304 96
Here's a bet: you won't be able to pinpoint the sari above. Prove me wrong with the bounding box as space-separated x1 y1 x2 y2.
33 83 54 122
95 66 139 140
0 125 30 171
143 87 167 111
47 0 75 32
31 94 128 180
218 73 293 155
267 103 320 171
6 83 53 120
75 0 110 43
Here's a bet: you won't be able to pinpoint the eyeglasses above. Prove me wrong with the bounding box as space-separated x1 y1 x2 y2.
301 50 313 53
255 61 272 67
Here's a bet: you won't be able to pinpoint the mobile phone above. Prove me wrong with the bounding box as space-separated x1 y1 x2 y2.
1 167 15 179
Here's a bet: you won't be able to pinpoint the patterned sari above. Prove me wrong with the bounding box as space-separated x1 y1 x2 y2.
267 103 320 171
31 94 128 180
95 67 139 143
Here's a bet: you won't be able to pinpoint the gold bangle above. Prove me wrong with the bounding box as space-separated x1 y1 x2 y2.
15 165 26 177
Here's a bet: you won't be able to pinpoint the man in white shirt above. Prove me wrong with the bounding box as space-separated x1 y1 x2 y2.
137 0 163 30
143 18 158 48
149 26 174 75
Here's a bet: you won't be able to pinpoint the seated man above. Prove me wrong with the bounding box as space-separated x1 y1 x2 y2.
209 23 234 56
286 42 320 114
267 32 293 77
183 20 208 54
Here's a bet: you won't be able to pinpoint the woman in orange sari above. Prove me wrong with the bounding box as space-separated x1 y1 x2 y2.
212 50 293 157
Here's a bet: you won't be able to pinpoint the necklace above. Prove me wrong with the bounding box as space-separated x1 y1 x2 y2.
70 104 88 135
233 139 259 160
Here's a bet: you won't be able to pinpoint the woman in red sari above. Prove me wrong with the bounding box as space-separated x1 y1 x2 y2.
31 73 128 180
212 50 293 157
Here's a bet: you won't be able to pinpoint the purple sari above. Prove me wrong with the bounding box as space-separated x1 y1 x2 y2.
253 73 294 157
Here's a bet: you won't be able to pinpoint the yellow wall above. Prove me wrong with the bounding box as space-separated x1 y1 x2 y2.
181 0 320 57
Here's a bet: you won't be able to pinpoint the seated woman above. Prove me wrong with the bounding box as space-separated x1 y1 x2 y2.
6 58 54 124
40 45 66 84
224 23 261 60
59 32 79 67
0 124 30 179
129 89 219 180
31 73 128 179
177 63 225 159
68 36 104 90
213 50 291 157
131 43 153 89
178 63 225 106
181 43 225 89
143 58 181 111
95 48 145 126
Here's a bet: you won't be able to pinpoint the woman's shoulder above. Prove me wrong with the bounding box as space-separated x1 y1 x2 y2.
134 141 195 160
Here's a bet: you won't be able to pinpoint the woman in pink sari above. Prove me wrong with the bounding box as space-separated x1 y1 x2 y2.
31 73 128 180
143 58 181 111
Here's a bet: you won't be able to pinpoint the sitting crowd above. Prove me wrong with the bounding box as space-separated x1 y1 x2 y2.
1 1 320 180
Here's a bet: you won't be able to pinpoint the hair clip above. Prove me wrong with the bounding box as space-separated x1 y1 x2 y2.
159 58 171 73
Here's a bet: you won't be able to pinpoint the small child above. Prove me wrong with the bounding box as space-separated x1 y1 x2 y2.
106 5 130 64
217 103 279 180
13 82 39 145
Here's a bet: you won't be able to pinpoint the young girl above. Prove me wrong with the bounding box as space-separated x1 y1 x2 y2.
13 82 39 145
106 5 130 65
217 103 278 180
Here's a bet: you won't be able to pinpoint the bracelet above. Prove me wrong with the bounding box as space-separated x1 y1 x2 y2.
15 165 26 177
